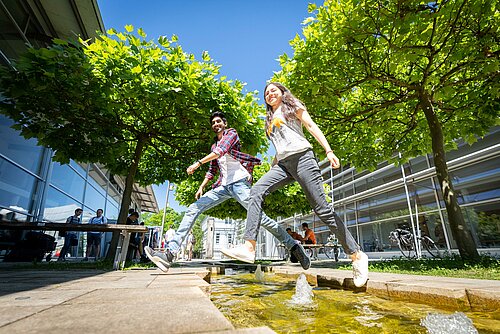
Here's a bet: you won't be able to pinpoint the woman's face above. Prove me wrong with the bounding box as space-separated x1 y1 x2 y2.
265 84 283 109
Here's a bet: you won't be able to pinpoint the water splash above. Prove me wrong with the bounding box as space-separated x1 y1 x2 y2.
354 300 383 328
255 264 265 282
421 312 478 334
288 273 314 306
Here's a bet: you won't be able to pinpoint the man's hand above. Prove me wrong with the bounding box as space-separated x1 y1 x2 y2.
187 161 201 175
327 151 340 169
195 187 204 200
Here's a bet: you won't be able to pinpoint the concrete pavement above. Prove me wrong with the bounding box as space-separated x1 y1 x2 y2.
0 267 275 334
0 260 499 333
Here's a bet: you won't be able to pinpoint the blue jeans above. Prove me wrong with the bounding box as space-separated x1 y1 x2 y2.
60 233 77 259
169 178 296 253
244 149 360 255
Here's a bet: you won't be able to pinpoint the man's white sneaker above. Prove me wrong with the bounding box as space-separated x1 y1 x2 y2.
221 245 255 263
352 251 369 287
144 246 171 273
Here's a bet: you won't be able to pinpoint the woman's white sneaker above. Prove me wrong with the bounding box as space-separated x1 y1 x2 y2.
221 245 255 263
352 251 369 287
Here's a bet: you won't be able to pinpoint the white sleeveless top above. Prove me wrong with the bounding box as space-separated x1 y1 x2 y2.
268 102 312 161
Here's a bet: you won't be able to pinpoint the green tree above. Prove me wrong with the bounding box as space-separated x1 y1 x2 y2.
277 0 499 261
0 26 266 260
191 215 204 257
175 160 319 219
141 207 182 233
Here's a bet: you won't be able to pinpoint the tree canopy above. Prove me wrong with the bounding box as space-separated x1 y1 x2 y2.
277 0 498 168
276 0 499 260
0 26 267 259
141 207 182 231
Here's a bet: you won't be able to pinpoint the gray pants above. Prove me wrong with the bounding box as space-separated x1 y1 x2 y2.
244 149 360 255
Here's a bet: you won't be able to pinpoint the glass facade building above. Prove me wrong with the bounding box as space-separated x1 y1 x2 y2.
0 1 158 260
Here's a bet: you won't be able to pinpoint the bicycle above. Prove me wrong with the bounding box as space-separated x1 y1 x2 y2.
303 235 343 261
389 228 441 259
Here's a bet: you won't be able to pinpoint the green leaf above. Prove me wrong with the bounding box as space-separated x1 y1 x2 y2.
137 28 146 38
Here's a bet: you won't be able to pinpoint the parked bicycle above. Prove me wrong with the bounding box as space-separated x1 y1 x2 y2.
389 228 441 259
303 235 344 261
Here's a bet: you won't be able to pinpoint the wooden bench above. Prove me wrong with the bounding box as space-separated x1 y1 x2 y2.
0 220 147 270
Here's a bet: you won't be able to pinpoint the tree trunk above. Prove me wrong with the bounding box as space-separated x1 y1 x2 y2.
420 91 480 262
106 137 147 261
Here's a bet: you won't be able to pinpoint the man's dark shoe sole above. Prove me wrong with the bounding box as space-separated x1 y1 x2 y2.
290 244 311 270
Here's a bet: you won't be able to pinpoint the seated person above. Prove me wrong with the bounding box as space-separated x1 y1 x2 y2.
286 228 303 242
126 212 147 262
301 223 317 245
302 222 318 260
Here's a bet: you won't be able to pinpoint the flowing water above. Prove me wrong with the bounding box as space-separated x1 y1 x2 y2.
255 264 265 282
210 272 500 334
288 273 314 307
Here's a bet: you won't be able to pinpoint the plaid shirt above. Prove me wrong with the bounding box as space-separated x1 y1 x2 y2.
206 128 261 188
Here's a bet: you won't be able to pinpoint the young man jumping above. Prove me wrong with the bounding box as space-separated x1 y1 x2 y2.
145 111 310 272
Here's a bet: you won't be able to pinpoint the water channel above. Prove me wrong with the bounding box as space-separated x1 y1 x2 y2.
210 271 500 333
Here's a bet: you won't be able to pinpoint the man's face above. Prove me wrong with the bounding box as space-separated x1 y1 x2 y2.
76 210 83 217
211 116 226 134
302 225 306 231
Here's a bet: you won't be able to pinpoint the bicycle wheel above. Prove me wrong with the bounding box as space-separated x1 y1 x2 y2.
421 236 442 258
304 247 313 258
398 239 416 258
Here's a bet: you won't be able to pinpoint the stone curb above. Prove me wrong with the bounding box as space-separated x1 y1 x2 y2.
272 266 500 312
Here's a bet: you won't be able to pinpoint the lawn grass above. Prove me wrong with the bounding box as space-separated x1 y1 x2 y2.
336 254 500 280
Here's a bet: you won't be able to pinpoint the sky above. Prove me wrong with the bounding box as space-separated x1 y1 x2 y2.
98 0 319 212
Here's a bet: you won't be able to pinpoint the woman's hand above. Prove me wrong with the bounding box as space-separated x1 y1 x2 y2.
327 151 340 169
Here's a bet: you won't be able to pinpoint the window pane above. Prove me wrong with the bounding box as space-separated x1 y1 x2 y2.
407 155 430 174
84 184 106 212
50 163 85 202
70 160 87 176
451 158 500 205
106 201 118 224
357 187 410 223
463 202 500 249
411 179 440 211
0 158 37 213
0 208 30 222
354 165 402 193
43 186 82 223
0 116 44 174
88 164 107 196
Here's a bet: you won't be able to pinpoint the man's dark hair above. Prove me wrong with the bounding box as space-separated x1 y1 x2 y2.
302 222 309 228
128 208 135 215
210 111 227 124
286 227 292 232
130 212 139 218
75 208 83 214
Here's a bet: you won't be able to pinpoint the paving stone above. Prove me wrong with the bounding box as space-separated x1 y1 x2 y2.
466 287 500 312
